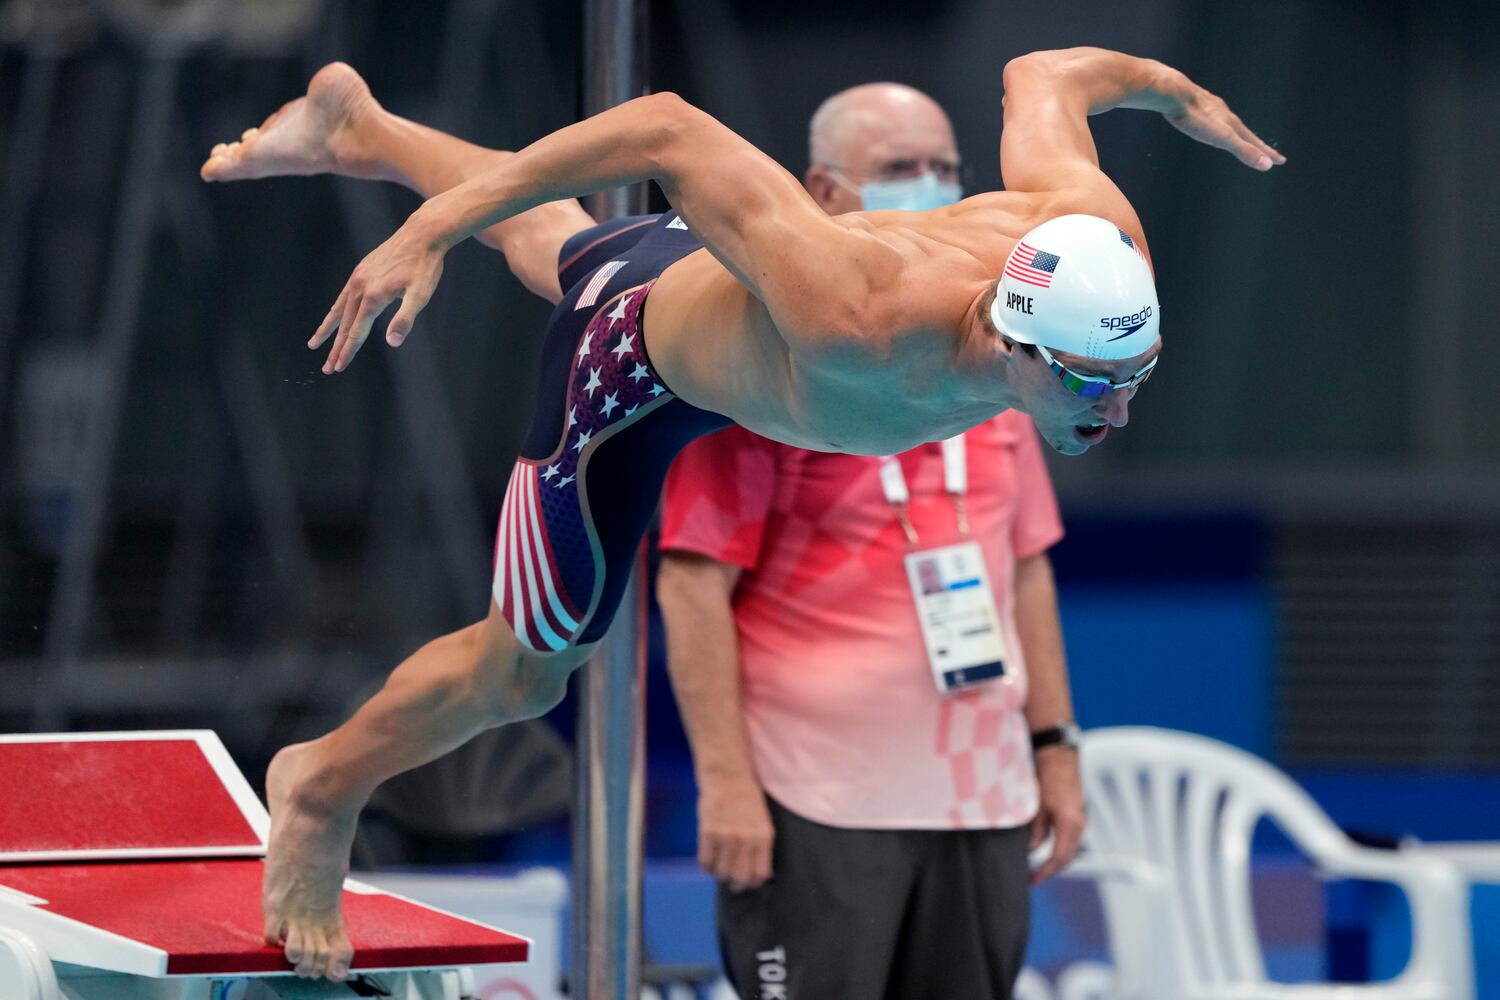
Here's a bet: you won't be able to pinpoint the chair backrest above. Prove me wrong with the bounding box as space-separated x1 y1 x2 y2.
1076 727 1354 995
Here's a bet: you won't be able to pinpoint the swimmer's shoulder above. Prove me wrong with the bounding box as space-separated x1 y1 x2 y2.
842 193 1043 267
653 213 977 363
930 191 1052 242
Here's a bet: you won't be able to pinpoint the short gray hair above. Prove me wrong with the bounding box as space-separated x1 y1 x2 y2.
808 82 930 165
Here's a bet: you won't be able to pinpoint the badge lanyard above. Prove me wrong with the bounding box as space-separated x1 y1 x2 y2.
877 435 968 545
885 435 1010 693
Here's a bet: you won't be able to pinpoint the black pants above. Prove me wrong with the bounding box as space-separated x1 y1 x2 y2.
718 797 1031 1000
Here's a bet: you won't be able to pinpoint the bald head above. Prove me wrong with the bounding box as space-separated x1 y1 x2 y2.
806 83 959 215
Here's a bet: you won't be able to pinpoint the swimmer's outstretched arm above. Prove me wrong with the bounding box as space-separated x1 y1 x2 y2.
311 92 893 373
998 48 1285 258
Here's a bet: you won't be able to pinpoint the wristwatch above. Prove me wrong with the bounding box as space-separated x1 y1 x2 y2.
1030 722 1082 751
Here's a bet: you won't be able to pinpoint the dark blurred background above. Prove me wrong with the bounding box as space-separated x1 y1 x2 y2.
2 0 1498 867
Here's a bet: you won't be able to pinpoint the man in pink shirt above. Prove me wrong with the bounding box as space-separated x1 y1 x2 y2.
658 83 1084 1000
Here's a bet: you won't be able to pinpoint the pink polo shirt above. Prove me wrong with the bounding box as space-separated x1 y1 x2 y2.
660 412 1064 830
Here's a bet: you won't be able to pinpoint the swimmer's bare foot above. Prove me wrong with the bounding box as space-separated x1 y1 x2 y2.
262 741 361 981
202 62 381 183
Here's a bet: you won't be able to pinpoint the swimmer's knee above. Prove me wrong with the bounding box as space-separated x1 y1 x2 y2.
499 653 572 720
468 611 576 722
507 254 565 305
497 204 593 304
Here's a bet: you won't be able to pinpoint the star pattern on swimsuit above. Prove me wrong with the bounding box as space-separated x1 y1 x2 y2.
544 282 669 509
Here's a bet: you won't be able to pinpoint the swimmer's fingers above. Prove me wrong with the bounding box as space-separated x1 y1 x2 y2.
1221 126 1274 171
1229 114 1286 168
321 273 377 374
322 286 362 374
317 229 447 370
385 293 424 348
310 292 347 350
1168 101 1282 172
326 289 388 374
385 258 443 348
1211 101 1286 169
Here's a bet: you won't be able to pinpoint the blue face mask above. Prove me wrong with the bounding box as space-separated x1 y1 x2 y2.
857 171 963 212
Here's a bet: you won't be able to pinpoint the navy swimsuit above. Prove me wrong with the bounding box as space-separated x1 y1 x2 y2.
492 213 730 650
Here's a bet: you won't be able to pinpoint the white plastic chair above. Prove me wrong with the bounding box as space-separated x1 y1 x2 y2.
1069 726 1474 1000
1014 967 1057 1000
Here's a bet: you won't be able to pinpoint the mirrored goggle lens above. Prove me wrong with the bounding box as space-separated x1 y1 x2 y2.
1060 361 1154 397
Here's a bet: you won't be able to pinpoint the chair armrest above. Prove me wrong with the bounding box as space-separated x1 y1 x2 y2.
1308 836 1466 897
1059 852 1164 886
1305 840 1473 999
1400 841 1500 883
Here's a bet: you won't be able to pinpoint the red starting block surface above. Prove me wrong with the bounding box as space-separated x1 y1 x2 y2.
0 731 529 978
0 733 264 861
0 860 527 975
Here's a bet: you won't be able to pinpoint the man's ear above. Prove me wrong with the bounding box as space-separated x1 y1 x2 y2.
804 166 839 212
979 286 1012 352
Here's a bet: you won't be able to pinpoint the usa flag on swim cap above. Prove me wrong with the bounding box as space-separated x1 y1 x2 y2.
1004 242 1061 288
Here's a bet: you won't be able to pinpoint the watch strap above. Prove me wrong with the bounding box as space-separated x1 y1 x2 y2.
1031 722 1081 751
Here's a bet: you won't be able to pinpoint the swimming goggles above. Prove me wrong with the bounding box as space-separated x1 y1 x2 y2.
1037 343 1157 398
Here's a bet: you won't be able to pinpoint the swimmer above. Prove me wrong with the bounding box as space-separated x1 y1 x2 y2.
203 47 1282 979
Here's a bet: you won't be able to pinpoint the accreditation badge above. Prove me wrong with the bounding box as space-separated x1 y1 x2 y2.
903 541 1009 694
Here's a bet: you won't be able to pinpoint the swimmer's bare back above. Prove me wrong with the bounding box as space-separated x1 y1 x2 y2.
640 193 1053 454
309 47 1282 454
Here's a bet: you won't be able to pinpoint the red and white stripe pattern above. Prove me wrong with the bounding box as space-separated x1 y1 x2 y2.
493 463 582 652
574 260 627 310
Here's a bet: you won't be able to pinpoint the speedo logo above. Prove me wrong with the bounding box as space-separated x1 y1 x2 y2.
1100 305 1153 340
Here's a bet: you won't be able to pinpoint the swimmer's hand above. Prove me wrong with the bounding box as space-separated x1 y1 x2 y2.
311 216 446 374
1162 80 1286 172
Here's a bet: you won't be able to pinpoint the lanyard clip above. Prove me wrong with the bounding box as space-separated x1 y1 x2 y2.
954 495 970 537
896 507 920 546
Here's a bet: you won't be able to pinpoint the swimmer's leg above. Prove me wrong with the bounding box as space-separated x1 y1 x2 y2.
201 62 593 303
261 600 591 980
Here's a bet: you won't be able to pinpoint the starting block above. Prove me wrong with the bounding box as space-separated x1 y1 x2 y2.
0 731 531 1000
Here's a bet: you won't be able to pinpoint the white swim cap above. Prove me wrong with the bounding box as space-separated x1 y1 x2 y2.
988 214 1160 360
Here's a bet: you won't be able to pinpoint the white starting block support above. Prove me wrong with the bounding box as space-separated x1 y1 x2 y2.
0 732 532 1000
